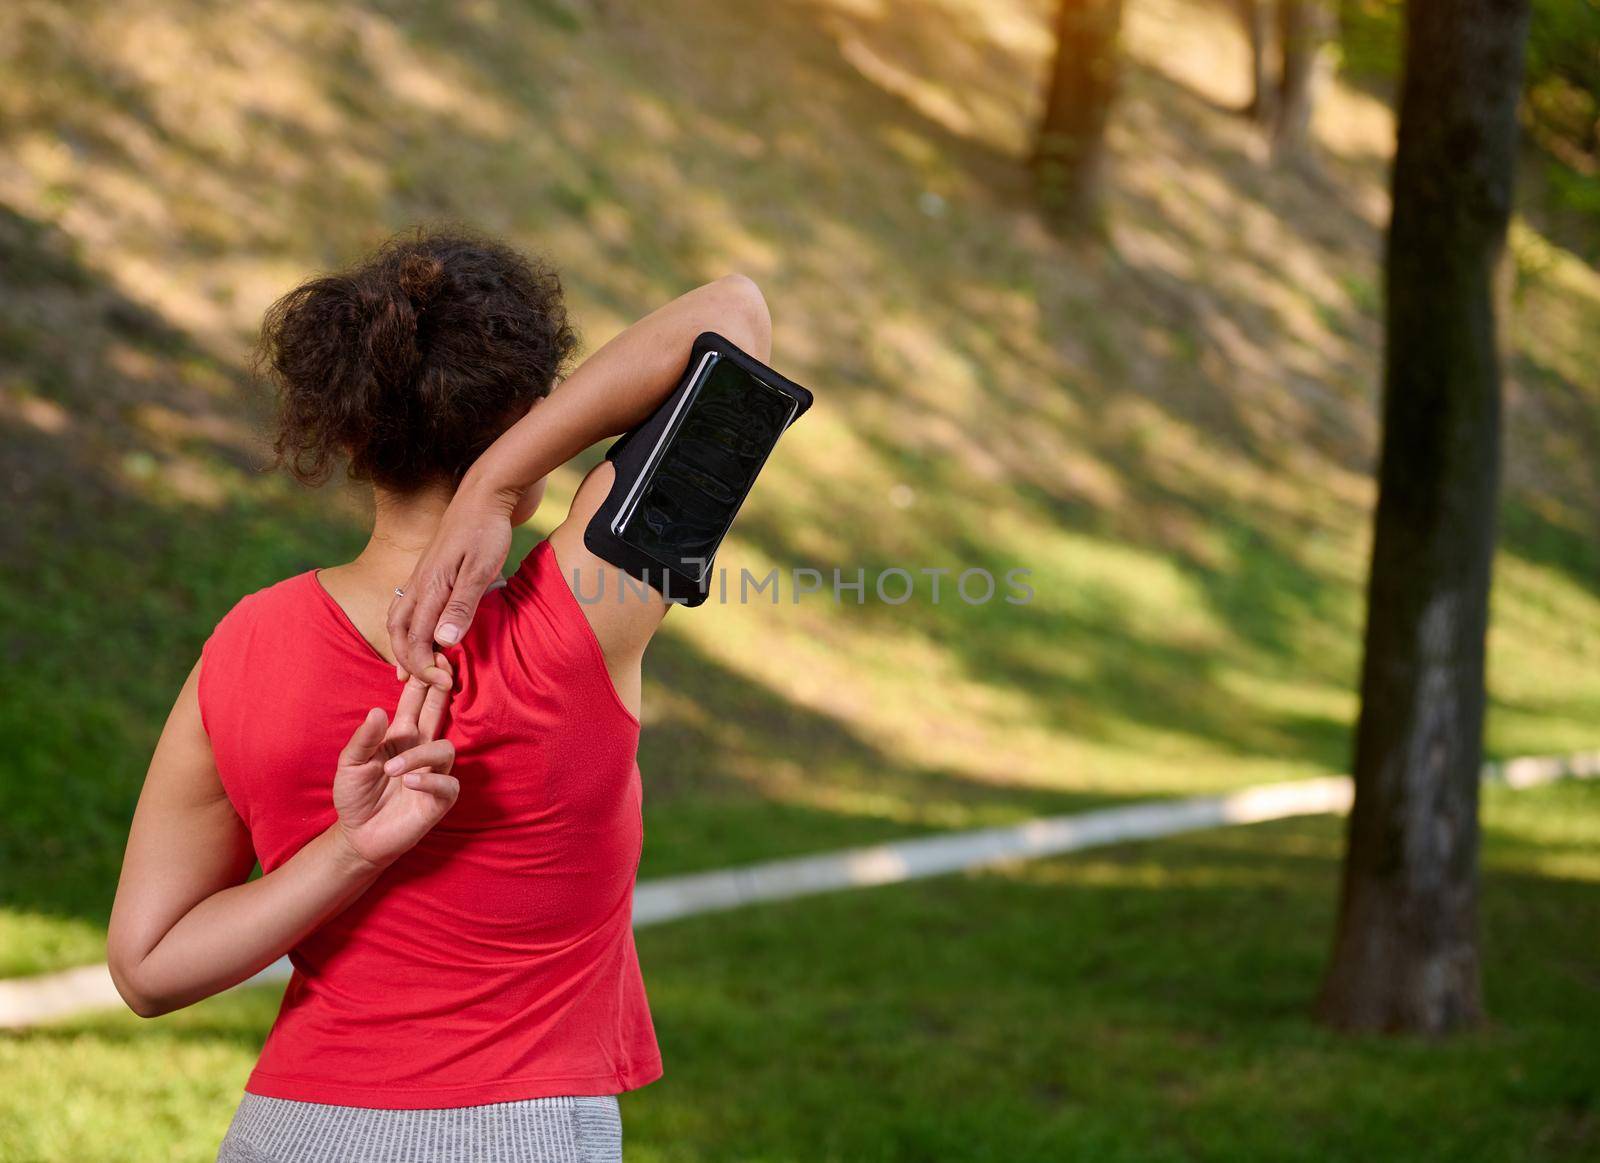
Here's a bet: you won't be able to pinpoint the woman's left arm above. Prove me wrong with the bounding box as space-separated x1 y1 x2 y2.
107 660 454 1017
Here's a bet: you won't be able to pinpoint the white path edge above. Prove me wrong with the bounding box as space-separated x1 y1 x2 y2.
4 750 1596 1030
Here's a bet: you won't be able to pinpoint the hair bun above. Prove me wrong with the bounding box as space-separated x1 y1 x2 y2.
261 229 576 491
396 253 444 307
358 279 425 389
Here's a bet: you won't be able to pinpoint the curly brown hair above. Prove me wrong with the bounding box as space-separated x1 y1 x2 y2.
258 229 577 491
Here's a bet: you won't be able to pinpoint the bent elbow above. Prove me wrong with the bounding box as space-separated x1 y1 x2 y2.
114 981 165 1019
125 993 170 1020
107 957 171 1019
713 273 772 361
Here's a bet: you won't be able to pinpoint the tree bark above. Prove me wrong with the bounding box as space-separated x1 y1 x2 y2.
1272 0 1332 156
1244 0 1274 124
1316 0 1531 1036
1032 0 1124 227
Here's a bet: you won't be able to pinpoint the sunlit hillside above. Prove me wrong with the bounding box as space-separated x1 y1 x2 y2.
3 0 1598 977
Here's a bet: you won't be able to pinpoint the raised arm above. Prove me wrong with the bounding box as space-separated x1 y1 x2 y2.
107 661 457 1017
385 273 772 680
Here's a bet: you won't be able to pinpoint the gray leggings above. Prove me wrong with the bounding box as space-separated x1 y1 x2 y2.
216 1092 622 1163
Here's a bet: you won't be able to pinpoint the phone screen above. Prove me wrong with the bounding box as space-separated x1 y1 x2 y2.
613 354 798 579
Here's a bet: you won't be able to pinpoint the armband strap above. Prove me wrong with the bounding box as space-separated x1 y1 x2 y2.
583 331 813 606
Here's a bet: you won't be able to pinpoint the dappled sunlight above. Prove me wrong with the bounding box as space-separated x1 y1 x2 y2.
0 987 270 1159
347 11 521 138
0 909 110 979
1126 0 1254 114
4 0 1600 972
0 390 71 435
9 787 1598 1160
1481 781 1600 883
814 0 1051 158
985 851 1324 893
1487 559 1600 756
1504 221 1600 551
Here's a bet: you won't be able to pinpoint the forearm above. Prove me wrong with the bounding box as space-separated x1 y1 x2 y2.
464 274 771 503
112 825 381 1017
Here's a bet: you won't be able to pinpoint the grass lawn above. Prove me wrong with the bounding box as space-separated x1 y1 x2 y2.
4 0 1600 978
3 778 1596 1162
3 2 1597 1156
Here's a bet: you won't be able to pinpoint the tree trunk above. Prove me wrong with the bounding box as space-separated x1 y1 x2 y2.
1032 0 1124 227
1272 0 1332 156
1316 0 1531 1036
1244 0 1274 125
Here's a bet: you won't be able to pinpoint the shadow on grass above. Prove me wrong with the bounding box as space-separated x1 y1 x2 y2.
12 784 1597 1162
0 198 1123 963
620 793 1600 1162
0 206 374 970
5 0 1600 982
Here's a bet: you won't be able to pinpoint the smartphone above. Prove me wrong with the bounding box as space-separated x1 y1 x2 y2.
610 352 799 580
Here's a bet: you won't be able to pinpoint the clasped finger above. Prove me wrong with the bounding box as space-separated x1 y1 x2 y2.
380 738 457 778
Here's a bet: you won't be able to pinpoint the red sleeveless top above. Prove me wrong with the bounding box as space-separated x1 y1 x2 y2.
198 540 661 1108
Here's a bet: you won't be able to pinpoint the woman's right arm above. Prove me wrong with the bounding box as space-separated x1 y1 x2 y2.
107 662 457 1018
386 274 772 679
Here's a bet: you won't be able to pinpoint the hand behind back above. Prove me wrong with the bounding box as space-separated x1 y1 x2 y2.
332 652 460 869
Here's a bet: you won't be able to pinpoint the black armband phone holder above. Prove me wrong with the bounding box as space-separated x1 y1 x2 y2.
584 331 813 606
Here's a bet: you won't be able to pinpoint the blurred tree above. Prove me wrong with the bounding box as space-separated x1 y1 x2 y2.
1336 0 1600 258
1317 0 1531 1035
1272 0 1333 155
1033 0 1124 227
1241 0 1333 153
1244 0 1274 125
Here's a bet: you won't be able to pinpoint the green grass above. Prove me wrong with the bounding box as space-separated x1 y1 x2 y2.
4 779 1596 1162
4 2 1597 1157
6 0 1600 976
1338 0 1600 263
